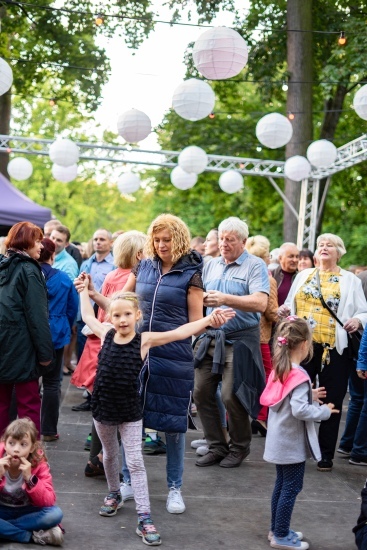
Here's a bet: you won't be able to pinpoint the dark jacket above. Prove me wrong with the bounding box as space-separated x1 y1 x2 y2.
136 251 203 433
41 263 79 349
272 265 298 288
0 252 54 383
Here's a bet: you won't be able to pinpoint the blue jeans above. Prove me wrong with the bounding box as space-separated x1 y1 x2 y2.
339 368 366 456
271 463 305 538
0 504 63 543
166 432 185 489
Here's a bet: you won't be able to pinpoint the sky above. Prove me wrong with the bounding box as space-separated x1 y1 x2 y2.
94 2 247 153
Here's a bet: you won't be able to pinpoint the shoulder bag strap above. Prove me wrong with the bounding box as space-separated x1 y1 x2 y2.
315 269 344 328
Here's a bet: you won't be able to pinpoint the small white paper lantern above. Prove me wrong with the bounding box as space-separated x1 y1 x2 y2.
178 146 208 175
170 166 198 190
256 113 293 149
193 27 248 80
306 140 337 168
172 79 215 121
219 170 244 194
284 156 311 182
353 85 367 121
52 163 78 183
0 58 13 96
49 138 79 167
117 109 151 143
117 172 141 194
8 157 33 180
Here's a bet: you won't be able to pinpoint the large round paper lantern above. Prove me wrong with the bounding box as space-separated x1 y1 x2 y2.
117 109 151 143
52 163 78 183
117 172 141 194
178 146 208 174
353 85 367 121
172 79 215 121
0 58 13 96
192 27 248 80
307 140 337 168
256 113 293 149
170 166 197 190
219 170 244 194
49 138 79 167
8 157 33 180
284 156 311 182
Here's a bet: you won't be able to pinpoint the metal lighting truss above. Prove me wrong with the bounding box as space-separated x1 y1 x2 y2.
1 132 367 249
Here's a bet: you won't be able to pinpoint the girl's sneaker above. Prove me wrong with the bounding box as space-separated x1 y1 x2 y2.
268 530 303 541
136 517 162 546
270 531 309 549
32 525 64 546
99 491 123 517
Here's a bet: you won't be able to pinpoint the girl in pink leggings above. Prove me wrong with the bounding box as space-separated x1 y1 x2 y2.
79 277 234 546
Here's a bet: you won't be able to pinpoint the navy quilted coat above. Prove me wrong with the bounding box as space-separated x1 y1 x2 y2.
136 251 202 433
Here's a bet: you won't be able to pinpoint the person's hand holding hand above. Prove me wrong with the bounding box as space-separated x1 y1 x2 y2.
278 305 291 318
204 290 226 308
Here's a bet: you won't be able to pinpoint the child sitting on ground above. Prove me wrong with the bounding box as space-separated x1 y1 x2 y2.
0 418 63 546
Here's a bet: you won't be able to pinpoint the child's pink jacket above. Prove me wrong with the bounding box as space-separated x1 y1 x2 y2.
0 443 56 507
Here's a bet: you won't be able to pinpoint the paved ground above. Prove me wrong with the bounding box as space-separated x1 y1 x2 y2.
4 379 365 550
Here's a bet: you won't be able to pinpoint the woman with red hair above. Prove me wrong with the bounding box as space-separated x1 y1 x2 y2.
0 222 54 436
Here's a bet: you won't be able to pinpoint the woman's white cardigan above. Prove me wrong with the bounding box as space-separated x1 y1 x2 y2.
284 268 367 354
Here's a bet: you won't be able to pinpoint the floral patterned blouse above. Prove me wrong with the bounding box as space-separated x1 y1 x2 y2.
295 269 341 363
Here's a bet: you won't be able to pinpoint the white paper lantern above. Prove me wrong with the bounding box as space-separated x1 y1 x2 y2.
117 172 141 194
117 109 151 143
306 140 337 168
0 58 13 96
284 156 311 182
170 166 198 190
192 27 248 80
178 146 208 175
172 79 215 121
219 170 244 194
353 85 367 121
8 158 33 180
256 113 293 149
52 163 78 183
49 138 79 167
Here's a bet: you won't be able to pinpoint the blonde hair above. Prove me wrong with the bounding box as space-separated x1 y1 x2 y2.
245 235 270 261
144 214 191 264
113 231 146 269
272 318 313 383
316 233 346 260
108 291 140 313
2 418 47 466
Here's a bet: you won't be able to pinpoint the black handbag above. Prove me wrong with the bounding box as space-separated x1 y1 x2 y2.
315 269 362 361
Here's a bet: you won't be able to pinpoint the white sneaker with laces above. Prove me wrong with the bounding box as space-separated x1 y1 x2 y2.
166 487 186 514
33 525 64 546
120 481 134 502
196 445 209 456
190 438 207 449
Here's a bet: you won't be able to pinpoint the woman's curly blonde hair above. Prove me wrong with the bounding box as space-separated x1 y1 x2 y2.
144 214 191 264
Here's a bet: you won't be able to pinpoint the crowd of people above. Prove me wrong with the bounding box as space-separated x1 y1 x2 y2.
0 217 366 549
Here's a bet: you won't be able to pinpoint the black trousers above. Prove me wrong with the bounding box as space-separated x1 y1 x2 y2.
302 343 354 461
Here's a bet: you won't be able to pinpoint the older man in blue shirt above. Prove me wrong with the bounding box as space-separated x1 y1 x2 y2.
194 217 269 468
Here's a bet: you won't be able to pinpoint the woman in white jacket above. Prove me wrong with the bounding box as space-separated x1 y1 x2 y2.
278 233 367 472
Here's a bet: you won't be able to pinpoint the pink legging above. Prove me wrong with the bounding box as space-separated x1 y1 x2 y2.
94 419 150 514
0 381 41 437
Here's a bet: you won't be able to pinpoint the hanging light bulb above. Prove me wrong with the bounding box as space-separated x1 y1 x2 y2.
288 112 295 120
209 112 215 119
282 82 288 92
49 98 56 106
95 13 104 26
338 31 346 46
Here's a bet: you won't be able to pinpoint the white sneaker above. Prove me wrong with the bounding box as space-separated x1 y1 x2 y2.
196 445 209 456
190 438 207 449
166 487 186 514
120 481 134 502
33 525 64 546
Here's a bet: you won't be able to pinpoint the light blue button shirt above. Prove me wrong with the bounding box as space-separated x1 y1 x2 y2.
203 250 270 332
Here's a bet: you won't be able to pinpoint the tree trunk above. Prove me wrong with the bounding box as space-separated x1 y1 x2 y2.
283 0 313 242
0 91 11 179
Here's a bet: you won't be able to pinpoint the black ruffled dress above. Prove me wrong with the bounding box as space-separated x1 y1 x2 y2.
91 329 143 425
